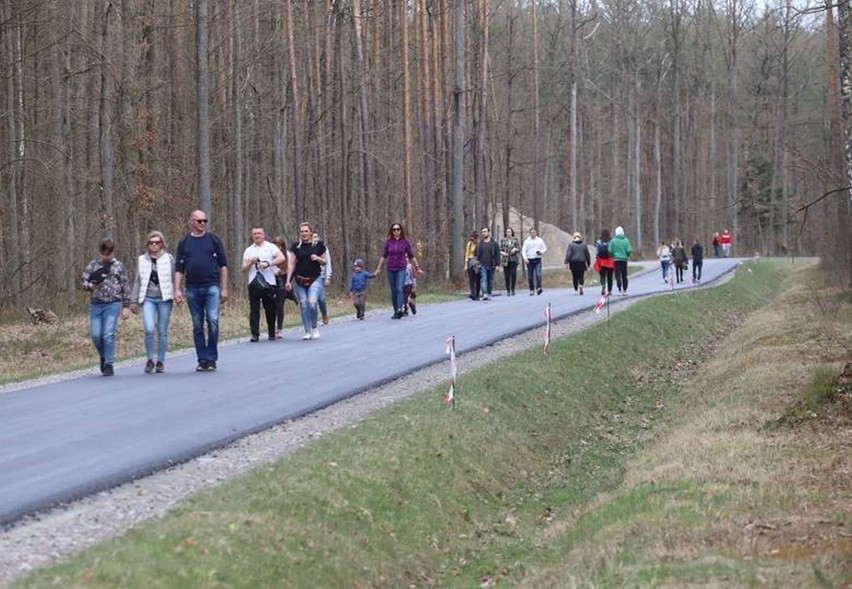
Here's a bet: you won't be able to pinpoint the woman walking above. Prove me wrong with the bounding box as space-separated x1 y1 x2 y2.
593 229 615 296
286 222 327 340
499 227 521 296
564 232 591 295
375 223 421 319
673 239 688 284
656 241 672 282
609 226 633 295
464 231 480 300
130 231 176 373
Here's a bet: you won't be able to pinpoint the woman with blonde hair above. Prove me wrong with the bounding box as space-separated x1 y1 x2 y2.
130 230 176 373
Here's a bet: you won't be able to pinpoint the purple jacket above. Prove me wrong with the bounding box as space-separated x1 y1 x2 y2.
382 238 414 271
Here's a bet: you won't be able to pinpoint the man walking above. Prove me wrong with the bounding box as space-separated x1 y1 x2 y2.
691 239 704 283
474 226 500 300
174 210 229 372
522 228 547 295
241 227 286 342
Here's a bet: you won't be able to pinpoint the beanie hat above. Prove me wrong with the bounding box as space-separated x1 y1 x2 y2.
615 226 625 237
353 258 364 268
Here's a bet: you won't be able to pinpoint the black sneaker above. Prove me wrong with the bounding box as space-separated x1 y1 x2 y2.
155 361 165 373
537 288 543 295
196 361 208 372
249 336 260 342
99 356 106 374
144 359 155 374
102 363 114 377
207 361 217 372
391 311 403 319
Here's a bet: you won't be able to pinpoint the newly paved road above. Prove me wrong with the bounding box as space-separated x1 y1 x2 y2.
0 258 743 525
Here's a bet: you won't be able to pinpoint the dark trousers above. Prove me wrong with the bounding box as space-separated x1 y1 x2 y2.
503 261 518 294
693 259 703 281
569 262 587 291
614 260 629 292
599 267 613 294
249 287 277 338
675 264 685 283
468 268 480 299
527 258 543 292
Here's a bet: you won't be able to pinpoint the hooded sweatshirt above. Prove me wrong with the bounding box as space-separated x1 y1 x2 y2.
609 227 633 261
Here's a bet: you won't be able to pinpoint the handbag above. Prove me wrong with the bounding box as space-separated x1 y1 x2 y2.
249 270 275 296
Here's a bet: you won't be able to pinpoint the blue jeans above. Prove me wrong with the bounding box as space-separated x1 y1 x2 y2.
185 284 220 363
295 279 322 333
142 296 173 362
479 267 495 296
316 280 327 317
89 302 122 364
660 260 671 281
386 269 406 312
527 258 542 292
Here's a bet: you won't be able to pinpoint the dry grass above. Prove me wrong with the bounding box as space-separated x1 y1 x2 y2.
526 263 851 587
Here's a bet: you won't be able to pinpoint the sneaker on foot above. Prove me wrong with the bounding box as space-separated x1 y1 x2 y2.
250 336 260 342
207 361 217 372
537 288 543 295
529 291 535 296
579 285 584 295
268 334 276 341
144 359 155 374
302 332 312 340
99 357 106 374
102 363 114 377
410 302 416 315
196 362 206 372
276 330 284 339
155 361 165 373
311 328 320 339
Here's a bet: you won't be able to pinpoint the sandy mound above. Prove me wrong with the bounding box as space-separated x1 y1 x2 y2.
493 207 591 267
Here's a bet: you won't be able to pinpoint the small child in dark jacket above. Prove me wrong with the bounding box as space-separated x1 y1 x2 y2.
349 258 376 320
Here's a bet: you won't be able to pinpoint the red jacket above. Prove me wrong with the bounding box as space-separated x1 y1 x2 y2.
720 231 732 245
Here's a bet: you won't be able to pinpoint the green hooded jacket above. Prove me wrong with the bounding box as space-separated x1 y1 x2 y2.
609 234 633 261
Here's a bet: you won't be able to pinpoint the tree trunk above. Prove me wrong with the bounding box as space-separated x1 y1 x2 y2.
196 0 212 215
451 0 465 280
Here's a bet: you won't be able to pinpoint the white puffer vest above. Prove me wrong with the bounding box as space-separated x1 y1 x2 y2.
137 253 175 303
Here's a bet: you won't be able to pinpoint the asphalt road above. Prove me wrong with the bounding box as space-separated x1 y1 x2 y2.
0 257 743 526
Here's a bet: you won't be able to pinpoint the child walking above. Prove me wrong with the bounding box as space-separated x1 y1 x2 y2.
348 258 376 320
402 261 417 316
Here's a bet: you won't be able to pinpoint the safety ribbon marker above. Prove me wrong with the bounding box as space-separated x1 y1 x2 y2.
444 336 457 408
593 292 609 315
543 303 552 354
668 272 675 291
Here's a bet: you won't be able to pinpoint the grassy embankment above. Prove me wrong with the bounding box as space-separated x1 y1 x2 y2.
13 261 851 588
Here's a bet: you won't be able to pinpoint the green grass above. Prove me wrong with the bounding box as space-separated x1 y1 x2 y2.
17 261 825 589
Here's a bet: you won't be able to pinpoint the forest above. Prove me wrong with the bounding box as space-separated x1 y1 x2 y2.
1 0 850 311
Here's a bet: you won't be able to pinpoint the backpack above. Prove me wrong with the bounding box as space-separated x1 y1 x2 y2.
596 240 611 259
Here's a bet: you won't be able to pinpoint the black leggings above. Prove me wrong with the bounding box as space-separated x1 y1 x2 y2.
503 261 518 293
614 260 628 292
599 268 613 294
569 262 586 290
468 268 480 299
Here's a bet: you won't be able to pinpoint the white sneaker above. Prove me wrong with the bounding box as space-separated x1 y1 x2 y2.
311 328 320 339
302 332 312 340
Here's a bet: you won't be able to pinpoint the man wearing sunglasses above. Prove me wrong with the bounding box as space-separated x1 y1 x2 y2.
174 210 229 372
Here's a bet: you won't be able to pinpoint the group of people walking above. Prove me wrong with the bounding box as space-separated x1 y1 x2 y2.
656 238 708 284
465 227 546 300
80 212 422 376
